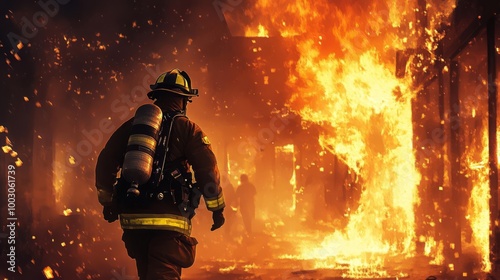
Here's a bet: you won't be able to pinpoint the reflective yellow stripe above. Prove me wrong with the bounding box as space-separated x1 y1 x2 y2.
205 193 225 210
175 73 187 87
120 214 191 236
127 134 157 151
156 72 167 83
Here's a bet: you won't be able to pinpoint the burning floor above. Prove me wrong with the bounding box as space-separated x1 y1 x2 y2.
176 210 496 280
184 257 442 280
2 0 500 279
2 207 493 280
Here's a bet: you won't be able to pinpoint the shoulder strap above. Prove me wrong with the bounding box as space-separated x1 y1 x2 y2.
161 112 184 162
145 111 182 188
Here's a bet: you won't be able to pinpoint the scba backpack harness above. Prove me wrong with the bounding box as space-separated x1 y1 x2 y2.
118 104 200 218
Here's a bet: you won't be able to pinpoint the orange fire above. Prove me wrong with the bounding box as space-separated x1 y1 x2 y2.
466 128 491 272
43 266 55 279
245 24 270 38
233 0 457 276
63 208 73 216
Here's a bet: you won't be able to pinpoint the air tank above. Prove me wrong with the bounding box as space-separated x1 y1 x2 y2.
122 104 163 194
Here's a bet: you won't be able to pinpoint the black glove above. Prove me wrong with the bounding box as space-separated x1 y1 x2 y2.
210 209 225 231
102 203 119 223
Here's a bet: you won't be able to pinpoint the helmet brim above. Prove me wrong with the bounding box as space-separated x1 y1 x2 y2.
149 88 198 97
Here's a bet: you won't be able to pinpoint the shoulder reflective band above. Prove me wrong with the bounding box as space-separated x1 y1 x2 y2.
205 193 225 211
120 213 192 236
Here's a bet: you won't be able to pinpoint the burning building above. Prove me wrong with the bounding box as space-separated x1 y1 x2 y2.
1 0 500 279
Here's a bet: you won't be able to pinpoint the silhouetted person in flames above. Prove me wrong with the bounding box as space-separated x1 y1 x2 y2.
235 174 257 236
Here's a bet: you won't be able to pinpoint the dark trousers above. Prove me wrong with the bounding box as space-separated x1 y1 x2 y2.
240 205 255 235
122 230 197 280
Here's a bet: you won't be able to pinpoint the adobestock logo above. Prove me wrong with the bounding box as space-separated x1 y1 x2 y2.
237 111 294 155
110 267 136 280
59 65 163 169
7 0 71 53
212 0 243 21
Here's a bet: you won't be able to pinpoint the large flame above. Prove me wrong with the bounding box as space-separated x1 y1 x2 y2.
466 127 491 272
292 42 419 277
233 0 456 276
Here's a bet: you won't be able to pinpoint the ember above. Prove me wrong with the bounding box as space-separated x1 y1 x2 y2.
1 1 499 279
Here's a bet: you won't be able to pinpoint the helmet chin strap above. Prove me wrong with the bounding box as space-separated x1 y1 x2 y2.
182 97 191 115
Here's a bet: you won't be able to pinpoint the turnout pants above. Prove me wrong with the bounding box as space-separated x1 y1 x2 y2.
122 229 198 280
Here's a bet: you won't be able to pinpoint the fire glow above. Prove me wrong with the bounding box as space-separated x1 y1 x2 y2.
9 0 494 278
465 128 491 272
228 0 468 277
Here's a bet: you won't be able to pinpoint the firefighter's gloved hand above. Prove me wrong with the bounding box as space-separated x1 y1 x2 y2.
210 209 225 231
102 203 119 223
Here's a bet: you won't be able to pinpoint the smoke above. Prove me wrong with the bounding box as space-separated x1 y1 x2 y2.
2 0 476 278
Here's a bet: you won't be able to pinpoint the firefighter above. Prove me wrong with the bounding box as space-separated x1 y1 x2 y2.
95 69 225 280
235 174 256 236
